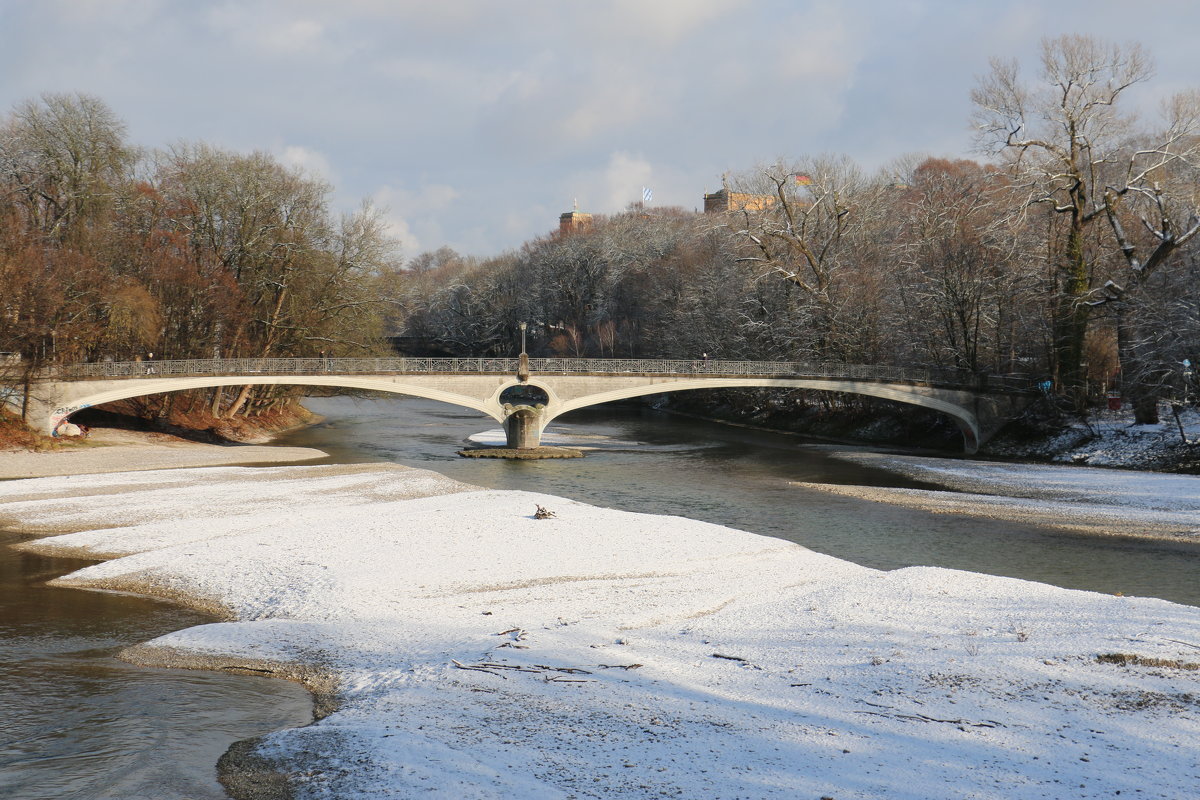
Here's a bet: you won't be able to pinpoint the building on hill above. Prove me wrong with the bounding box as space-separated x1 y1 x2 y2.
703 188 776 214
559 200 593 235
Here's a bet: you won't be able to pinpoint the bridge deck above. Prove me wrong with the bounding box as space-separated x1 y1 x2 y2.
51 357 1035 393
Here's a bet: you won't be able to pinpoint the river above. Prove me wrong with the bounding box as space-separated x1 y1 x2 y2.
1 394 1196 798
0 530 314 799
279 396 1200 607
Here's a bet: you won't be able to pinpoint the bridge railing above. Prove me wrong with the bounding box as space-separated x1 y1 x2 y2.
50 357 1035 392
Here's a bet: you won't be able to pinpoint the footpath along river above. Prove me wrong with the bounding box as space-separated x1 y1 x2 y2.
1 394 1197 799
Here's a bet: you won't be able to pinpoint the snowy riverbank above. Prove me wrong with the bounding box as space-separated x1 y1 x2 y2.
2 462 1199 798
984 403 1200 473
806 453 1200 543
0 427 326 480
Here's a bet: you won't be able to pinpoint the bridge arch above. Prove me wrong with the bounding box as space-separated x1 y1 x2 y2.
536 378 983 453
45 375 512 433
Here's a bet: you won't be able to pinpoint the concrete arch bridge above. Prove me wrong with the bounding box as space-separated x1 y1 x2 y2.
22 357 1036 453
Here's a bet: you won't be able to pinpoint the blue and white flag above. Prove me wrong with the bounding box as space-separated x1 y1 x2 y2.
642 186 653 204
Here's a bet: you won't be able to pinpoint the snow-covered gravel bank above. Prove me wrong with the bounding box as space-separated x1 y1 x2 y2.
2 464 1199 799
0 427 326 480
809 454 1200 542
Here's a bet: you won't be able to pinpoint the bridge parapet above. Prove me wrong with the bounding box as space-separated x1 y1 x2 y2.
53 357 1035 393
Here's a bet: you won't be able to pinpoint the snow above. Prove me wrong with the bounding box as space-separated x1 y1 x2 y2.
987 404 1200 470
2 463 1199 798
821 453 1200 540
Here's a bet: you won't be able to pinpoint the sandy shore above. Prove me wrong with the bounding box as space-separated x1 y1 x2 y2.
0 428 327 480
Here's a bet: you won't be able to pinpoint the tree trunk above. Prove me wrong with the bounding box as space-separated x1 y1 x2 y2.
1054 220 1091 409
224 384 254 418
1114 300 1160 425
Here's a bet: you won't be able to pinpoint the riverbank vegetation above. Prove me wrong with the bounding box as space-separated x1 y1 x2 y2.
3 34 1197 444
0 94 401 426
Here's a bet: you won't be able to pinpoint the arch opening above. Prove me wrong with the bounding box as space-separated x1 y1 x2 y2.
542 382 983 454
499 384 550 407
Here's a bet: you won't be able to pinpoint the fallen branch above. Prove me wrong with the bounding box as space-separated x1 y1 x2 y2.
854 709 1002 728
451 659 506 678
495 628 527 638
711 652 762 670
535 664 593 674
1163 638 1200 651
598 663 643 670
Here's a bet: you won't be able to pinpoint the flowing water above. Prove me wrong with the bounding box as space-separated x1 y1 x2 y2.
0 534 313 799
2 394 1196 799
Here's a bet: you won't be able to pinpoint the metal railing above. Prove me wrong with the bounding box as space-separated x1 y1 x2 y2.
47 357 1035 392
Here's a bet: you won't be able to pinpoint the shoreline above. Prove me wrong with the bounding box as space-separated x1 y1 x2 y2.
793 481 1200 543
0 427 337 799
0 427 327 481
3 432 1200 798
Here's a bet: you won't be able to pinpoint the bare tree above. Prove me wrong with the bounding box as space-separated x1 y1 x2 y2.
1088 95 1200 420
0 92 134 240
972 34 1153 401
725 156 885 360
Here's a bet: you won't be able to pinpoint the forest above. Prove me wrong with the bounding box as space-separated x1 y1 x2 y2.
2 35 1198 434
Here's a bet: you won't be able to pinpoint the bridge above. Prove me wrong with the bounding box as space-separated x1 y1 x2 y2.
15 357 1036 453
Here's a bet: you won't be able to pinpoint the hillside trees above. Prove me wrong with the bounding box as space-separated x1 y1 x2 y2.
889 158 1043 374
0 92 134 242
0 93 128 394
724 157 890 361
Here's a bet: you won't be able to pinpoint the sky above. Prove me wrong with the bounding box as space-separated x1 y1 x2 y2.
2 0 1198 259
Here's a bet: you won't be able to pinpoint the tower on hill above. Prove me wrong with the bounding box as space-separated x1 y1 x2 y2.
559 200 593 234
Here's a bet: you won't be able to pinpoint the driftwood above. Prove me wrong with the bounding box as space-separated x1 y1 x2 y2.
450 659 595 682
711 652 762 669
854 700 1004 728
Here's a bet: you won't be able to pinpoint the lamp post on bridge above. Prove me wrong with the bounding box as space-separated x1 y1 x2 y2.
518 322 530 382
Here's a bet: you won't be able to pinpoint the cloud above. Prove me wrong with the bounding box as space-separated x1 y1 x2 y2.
603 152 654 210
374 183 461 216
380 213 419 255
370 182 465 255
559 152 654 215
5 0 1200 257
573 0 748 45
204 4 341 58
277 145 336 182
